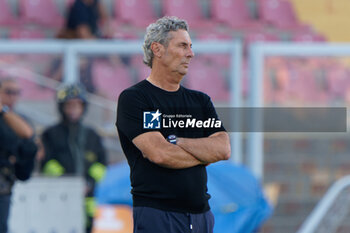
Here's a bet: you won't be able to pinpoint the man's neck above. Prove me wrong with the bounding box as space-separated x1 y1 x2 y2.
147 66 183 92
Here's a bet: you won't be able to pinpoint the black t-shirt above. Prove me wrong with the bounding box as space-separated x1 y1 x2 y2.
66 0 99 37
116 80 225 213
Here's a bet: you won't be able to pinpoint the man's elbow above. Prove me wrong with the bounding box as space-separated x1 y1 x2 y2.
216 143 230 161
222 145 231 160
219 133 231 160
150 154 166 165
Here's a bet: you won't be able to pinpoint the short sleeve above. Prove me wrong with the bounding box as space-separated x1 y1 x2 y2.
203 95 226 137
116 90 157 141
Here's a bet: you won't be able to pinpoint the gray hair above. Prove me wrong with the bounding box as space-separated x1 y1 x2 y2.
142 16 189 68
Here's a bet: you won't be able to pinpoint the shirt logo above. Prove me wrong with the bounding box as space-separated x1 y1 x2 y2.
143 110 162 129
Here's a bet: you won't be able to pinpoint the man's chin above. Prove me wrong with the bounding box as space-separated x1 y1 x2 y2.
67 118 81 124
179 69 188 76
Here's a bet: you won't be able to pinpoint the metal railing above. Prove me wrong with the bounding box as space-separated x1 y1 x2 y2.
297 175 350 233
249 42 350 179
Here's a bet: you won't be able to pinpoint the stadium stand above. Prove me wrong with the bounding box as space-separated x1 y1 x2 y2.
211 0 264 30
17 78 54 100
8 27 46 39
0 0 18 26
130 55 151 82
91 59 133 100
243 31 280 54
18 0 64 28
196 31 233 68
114 0 157 28
257 0 309 31
185 58 230 102
163 0 215 30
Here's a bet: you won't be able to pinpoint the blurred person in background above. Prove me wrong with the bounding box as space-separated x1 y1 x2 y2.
50 0 113 94
57 0 112 39
0 78 33 127
40 84 107 233
0 77 41 164
0 83 37 233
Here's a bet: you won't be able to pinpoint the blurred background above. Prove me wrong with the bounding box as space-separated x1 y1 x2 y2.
1 0 350 232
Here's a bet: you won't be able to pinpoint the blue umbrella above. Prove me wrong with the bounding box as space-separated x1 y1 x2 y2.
95 161 132 206
207 161 273 233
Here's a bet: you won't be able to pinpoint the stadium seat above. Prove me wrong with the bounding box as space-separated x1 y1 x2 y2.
264 57 290 103
8 28 45 39
135 64 151 82
0 0 18 26
114 0 156 27
185 59 230 102
328 62 349 101
211 0 263 30
5 65 55 101
163 0 215 29
257 0 309 30
111 28 139 40
280 58 333 104
18 78 54 100
298 72 328 103
243 31 280 54
92 60 133 100
196 31 233 67
196 31 233 40
244 31 280 44
130 55 151 82
291 32 327 42
18 0 64 28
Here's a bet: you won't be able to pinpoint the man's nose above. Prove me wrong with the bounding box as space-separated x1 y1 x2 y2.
187 47 194 58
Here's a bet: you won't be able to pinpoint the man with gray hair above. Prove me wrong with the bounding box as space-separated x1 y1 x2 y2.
117 16 231 233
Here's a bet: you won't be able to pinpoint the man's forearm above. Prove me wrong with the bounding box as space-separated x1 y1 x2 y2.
177 132 231 163
132 131 205 170
3 112 33 139
145 143 205 169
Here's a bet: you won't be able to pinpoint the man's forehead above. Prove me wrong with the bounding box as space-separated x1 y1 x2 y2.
168 30 192 44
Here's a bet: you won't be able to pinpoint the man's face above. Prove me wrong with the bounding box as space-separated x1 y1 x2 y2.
0 80 21 109
160 29 194 76
63 98 84 123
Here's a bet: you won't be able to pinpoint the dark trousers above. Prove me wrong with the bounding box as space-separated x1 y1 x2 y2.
133 207 214 233
0 194 11 233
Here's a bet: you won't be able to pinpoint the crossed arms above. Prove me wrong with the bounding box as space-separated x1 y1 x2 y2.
132 131 231 169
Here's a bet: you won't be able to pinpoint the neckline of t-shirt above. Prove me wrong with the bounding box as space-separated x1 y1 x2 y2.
144 79 183 95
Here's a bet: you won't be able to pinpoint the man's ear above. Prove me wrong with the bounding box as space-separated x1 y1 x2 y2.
151 42 164 58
